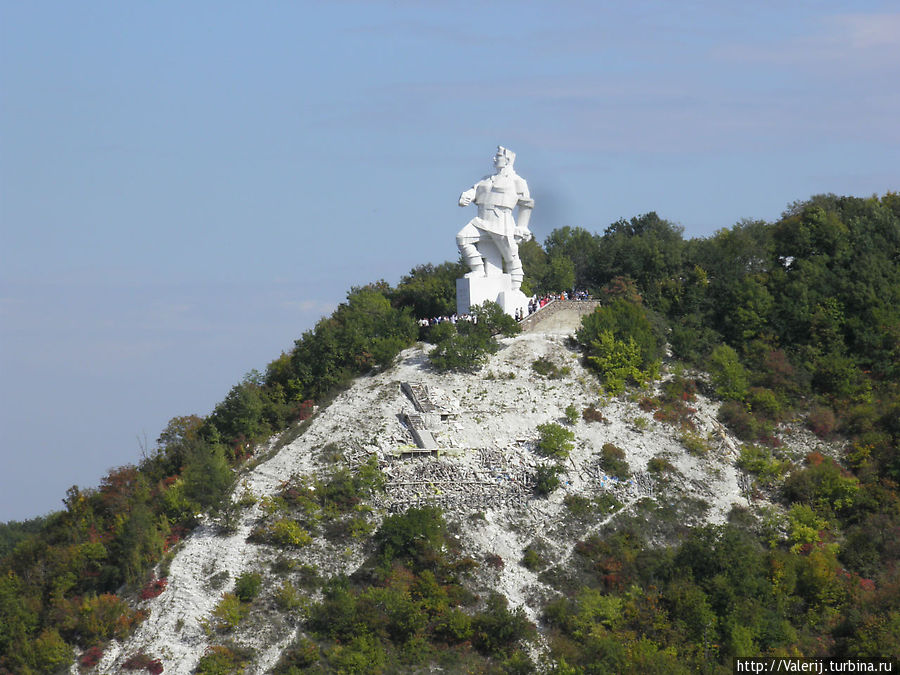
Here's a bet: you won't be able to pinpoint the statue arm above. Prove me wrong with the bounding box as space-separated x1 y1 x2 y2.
458 187 477 207
515 176 534 235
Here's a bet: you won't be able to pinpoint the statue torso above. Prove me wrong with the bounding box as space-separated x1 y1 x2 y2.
474 172 520 210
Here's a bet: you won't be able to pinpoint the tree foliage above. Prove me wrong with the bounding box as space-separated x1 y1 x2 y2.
577 298 664 392
388 261 466 319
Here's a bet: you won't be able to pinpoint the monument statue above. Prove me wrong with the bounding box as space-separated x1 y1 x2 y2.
455 147 533 317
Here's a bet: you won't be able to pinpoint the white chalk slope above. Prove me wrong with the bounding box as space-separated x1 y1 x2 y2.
91 323 827 674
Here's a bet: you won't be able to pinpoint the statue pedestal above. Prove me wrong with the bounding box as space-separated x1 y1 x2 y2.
457 276 528 318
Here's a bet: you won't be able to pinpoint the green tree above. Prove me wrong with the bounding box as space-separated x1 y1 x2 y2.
583 330 646 394
598 212 685 307
210 374 268 448
577 298 664 370
182 439 233 510
471 592 534 656
375 507 447 570
544 226 602 290
427 323 497 373
577 299 663 391
469 301 521 337
708 344 749 401
543 255 576 293
390 261 467 319
289 286 417 399
536 423 575 458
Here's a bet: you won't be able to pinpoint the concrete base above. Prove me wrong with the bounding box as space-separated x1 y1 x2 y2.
457 276 528 318
497 289 529 318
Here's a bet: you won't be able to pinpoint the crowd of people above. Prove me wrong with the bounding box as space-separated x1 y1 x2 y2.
519 289 592 319
417 314 476 327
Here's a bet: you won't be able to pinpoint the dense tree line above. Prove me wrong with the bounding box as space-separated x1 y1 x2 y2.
554 193 900 669
2 193 898 672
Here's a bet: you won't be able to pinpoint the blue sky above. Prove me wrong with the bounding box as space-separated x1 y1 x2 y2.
1 1 898 521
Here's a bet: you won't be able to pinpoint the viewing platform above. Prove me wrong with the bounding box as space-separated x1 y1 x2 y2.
519 299 601 334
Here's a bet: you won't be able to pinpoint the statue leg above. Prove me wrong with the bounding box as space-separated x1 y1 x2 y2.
508 253 524 291
490 233 525 291
457 221 485 277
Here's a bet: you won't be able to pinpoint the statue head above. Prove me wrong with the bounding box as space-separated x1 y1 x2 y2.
494 146 516 170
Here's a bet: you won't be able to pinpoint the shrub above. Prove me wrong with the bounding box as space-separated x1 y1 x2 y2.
662 372 698 402
296 564 322 589
718 400 760 440
807 405 837 438
532 357 570 379
433 607 473 644
317 469 362 515
583 331 647 394
582 405 604 423
375 506 447 569
564 404 579 425
502 650 536 674
346 511 375 539
208 593 247 633
78 593 139 642
123 652 164 673
428 326 498 373
647 456 674 474
325 634 386 675
79 646 104 668
534 463 563 496
679 431 710 457
737 444 787 483
140 577 167 600
273 637 319 672
470 301 521 337
267 519 312 548
274 580 303 611
536 423 575 458
234 572 262 603
783 456 860 512
306 579 360 641
652 378 699 429
639 396 658 412
521 547 544 571
577 298 665 370
631 416 649 431
485 553 504 569
196 644 251 675
708 344 749 401
786 504 829 553
471 592 534 656
31 629 73 673
594 493 622 515
564 494 593 517
599 443 630 479
747 386 782 420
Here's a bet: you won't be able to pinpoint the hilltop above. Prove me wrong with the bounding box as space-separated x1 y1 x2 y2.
2 193 899 673
96 320 831 673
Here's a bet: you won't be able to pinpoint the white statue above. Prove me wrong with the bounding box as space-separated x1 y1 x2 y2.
456 146 534 291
